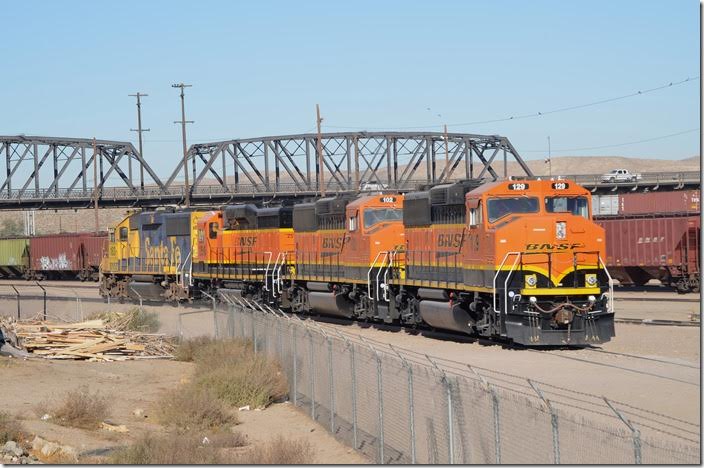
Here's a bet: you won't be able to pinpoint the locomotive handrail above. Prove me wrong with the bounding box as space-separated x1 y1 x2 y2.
598 255 615 313
493 251 522 314
262 252 273 291
369 251 389 301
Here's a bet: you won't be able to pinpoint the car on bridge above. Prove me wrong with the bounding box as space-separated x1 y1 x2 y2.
600 169 642 183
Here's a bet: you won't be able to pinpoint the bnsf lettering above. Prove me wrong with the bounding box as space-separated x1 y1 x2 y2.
239 237 257 246
322 237 343 249
437 233 463 248
526 243 585 251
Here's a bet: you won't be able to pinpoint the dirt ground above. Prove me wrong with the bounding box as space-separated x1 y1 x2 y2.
0 357 367 464
0 282 699 453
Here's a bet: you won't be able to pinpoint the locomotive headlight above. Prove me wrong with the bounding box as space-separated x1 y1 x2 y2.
585 273 598 286
556 221 567 240
525 274 537 288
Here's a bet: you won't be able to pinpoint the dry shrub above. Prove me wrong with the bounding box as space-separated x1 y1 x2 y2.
109 431 246 464
0 412 25 443
174 335 217 362
51 386 110 429
191 339 287 408
175 337 287 408
242 435 314 464
156 384 237 431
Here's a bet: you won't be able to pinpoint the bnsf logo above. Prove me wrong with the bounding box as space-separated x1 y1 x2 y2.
526 243 585 251
437 233 463 248
239 237 257 246
322 237 343 249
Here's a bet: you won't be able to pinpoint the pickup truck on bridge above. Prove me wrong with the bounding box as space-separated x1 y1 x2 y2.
601 168 642 183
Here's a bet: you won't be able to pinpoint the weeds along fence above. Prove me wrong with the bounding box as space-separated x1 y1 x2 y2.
207 299 700 465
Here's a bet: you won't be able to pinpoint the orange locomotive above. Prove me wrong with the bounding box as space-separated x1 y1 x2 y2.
268 179 613 345
193 204 294 299
392 179 614 345
180 179 614 346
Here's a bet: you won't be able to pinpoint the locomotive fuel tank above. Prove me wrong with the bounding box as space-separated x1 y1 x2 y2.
308 291 355 318
418 300 475 334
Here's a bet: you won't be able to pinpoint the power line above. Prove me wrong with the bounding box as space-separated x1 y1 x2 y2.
324 75 699 130
521 128 699 153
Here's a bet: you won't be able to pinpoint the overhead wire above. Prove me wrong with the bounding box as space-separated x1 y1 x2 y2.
323 75 699 130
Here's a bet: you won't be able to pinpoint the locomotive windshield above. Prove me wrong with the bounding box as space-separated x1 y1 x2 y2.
545 196 589 219
487 197 539 222
364 208 402 229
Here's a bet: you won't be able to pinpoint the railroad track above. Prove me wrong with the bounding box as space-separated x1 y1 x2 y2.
614 296 698 303
614 317 700 327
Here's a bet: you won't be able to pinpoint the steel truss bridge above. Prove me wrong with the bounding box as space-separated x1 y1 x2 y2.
0 133 699 209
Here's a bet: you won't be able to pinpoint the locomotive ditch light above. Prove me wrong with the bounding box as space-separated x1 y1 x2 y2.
588 295 596 303
585 273 597 286
529 296 537 304
556 221 567 240
525 274 537 288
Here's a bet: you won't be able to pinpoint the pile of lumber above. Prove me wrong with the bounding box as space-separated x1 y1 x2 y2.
0 317 175 361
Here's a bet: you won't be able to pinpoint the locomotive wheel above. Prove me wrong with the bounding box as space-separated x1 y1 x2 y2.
690 278 700 293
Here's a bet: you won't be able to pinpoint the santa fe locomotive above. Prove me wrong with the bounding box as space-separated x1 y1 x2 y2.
100 179 615 346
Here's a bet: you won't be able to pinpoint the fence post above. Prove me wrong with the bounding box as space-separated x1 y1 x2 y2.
309 330 316 420
11 286 20 320
35 282 46 320
362 338 385 464
327 336 335 433
468 365 500 464
427 355 453 464
292 324 298 406
604 397 642 464
528 379 560 464
252 313 257 353
390 344 416 464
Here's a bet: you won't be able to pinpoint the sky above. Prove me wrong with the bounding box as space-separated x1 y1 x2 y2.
0 0 699 183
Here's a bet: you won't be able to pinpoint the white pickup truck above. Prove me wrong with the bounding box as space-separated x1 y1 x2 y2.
600 169 642 183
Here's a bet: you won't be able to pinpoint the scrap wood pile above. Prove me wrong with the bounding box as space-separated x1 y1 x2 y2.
0 315 175 361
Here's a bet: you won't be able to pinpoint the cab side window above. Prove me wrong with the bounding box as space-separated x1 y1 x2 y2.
348 215 358 232
119 227 128 241
208 222 218 239
109 229 115 242
469 201 483 228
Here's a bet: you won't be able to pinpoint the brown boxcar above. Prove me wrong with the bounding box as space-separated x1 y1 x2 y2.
617 189 700 216
595 215 700 292
28 232 107 281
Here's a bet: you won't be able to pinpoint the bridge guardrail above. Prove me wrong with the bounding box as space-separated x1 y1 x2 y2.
0 172 698 203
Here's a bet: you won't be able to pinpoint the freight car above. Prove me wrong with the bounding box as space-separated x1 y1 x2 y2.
101 179 615 347
0 233 107 281
595 215 700 293
27 233 107 281
592 189 700 293
0 238 29 278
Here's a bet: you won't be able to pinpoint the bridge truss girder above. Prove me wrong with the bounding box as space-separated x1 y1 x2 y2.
166 131 534 194
0 136 166 206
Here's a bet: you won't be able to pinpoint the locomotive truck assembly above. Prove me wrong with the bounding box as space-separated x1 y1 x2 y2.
99 178 615 346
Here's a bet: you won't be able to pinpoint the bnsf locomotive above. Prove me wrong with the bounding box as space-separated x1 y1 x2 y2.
100 179 615 346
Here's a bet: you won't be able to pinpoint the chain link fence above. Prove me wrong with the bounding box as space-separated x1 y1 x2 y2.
209 298 699 464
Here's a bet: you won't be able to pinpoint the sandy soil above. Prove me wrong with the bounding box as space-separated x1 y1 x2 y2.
0 357 367 464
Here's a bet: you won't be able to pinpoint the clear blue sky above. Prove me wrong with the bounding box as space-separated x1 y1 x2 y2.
1 0 699 177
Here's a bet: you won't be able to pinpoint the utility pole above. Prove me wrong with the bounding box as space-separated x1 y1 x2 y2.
172 83 193 207
316 104 325 196
444 124 449 176
129 92 150 191
92 138 99 233
547 136 552 177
